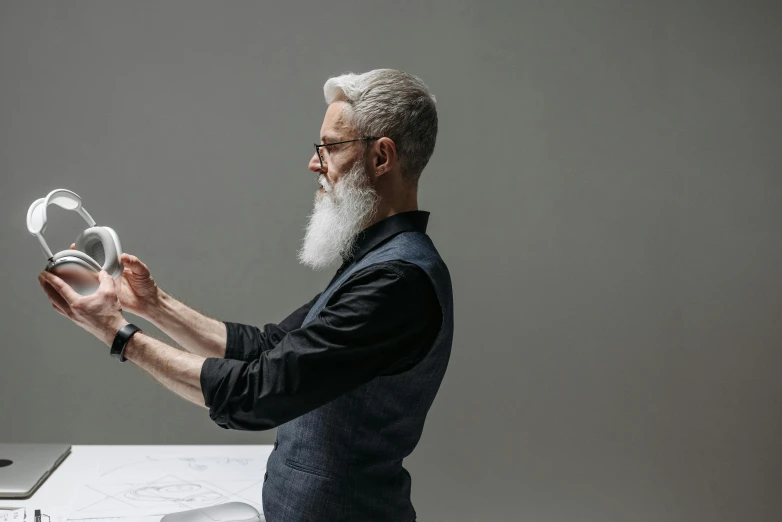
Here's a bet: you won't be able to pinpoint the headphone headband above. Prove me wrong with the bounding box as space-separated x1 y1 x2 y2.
27 189 97 259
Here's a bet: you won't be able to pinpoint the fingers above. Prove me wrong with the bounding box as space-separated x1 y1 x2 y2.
98 269 122 296
70 243 76 249
97 269 114 292
38 273 71 315
120 253 150 276
40 270 81 303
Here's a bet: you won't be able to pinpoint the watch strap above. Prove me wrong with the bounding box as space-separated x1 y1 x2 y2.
110 323 142 362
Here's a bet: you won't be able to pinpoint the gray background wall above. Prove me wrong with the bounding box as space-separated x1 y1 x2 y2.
1 1 780 520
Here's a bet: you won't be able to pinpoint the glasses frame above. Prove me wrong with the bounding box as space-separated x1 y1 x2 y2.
314 136 380 171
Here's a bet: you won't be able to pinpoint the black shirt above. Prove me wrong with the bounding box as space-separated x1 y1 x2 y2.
199 210 443 431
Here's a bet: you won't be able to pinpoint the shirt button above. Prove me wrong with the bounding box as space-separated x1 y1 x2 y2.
264 471 268 482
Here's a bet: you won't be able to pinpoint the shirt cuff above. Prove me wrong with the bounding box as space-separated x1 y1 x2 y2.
222 321 242 360
200 357 236 429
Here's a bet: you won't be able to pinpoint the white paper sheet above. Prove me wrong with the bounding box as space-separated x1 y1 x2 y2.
65 454 266 520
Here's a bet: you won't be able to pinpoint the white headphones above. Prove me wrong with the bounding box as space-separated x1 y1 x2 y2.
27 189 124 291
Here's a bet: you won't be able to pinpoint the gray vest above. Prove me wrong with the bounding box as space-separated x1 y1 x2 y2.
263 231 454 522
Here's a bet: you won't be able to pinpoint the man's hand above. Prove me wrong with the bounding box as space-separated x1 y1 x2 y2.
38 269 128 346
69 243 161 319
39 265 210 410
66 245 228 359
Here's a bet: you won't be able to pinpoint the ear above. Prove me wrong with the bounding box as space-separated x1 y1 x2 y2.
370 137 396 177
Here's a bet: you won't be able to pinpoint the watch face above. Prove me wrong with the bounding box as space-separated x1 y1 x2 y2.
111 325 139 362
110 344 124 360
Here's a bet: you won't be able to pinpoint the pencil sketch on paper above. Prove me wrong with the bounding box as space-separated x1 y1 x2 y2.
65 456 267 520
68 474 263 518
99 456 259 480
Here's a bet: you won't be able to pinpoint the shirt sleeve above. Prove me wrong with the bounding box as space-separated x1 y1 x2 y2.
222 292 322 361
199 262 441 431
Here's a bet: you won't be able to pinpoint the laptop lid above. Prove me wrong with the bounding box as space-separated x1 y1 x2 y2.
0 444 71 499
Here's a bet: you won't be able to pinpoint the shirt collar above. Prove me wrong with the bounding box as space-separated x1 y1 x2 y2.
341 210 430 265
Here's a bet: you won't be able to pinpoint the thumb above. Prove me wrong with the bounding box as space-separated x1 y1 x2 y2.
98 269 113 287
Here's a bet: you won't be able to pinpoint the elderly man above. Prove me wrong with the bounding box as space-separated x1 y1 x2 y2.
38 68 453 522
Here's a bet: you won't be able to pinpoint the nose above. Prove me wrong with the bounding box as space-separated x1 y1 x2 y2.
309 152 324 174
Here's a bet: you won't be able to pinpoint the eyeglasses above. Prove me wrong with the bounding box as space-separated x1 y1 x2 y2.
313 137 380 171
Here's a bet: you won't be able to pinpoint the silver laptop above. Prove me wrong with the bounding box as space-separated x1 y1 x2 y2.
0 444 71 499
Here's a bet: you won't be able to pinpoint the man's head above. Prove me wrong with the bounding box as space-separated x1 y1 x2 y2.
298 69 438 270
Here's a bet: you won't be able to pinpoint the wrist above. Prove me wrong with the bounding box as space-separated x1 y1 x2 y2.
103 318 130 347
121 330 144 361
142 288 169 326
109 323 143 363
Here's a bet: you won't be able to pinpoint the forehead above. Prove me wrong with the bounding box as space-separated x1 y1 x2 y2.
320 101 352 140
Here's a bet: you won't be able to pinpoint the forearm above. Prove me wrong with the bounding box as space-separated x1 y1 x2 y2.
144 290 227 358
122 330 208 409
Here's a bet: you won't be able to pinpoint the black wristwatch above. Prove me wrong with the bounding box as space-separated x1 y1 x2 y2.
110 323 142 362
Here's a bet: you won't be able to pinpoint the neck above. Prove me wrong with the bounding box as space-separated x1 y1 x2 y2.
365 192 418 228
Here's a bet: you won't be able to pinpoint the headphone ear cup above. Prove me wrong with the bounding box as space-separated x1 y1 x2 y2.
47 250 101 296
75 227 123 279
49 249 101 272
103 226 124 270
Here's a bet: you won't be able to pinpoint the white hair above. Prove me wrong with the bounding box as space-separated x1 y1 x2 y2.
323 69 438 186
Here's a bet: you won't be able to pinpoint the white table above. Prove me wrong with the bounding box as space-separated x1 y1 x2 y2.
0 445 273 520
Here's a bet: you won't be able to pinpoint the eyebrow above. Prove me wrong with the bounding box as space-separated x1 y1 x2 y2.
320 135 340 144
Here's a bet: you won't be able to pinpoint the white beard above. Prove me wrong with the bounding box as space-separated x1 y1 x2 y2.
297 160 379 271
